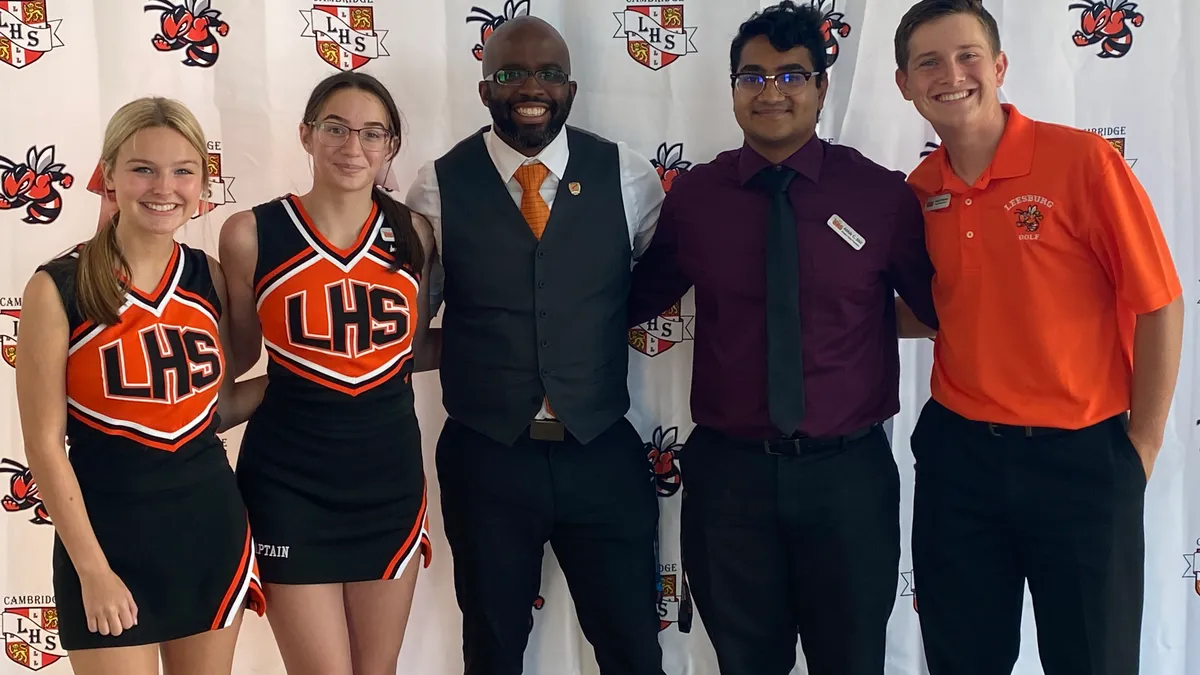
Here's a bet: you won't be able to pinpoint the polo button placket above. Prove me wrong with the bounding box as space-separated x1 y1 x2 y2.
961 191 983 273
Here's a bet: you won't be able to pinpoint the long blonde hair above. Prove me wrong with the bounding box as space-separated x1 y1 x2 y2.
77 97 208 325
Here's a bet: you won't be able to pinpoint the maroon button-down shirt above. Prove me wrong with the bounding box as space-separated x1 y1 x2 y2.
629 136 938 439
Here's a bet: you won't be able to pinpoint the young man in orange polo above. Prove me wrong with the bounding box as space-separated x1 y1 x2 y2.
894 1 1184 673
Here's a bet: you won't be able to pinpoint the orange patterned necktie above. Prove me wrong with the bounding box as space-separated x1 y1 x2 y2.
514 161 551 239
514 161 555 418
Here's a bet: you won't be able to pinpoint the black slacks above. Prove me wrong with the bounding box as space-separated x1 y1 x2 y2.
680 424 901 675
911 399 1146 675
436 416 664 675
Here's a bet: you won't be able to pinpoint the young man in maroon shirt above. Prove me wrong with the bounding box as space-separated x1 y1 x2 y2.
629 2 937 674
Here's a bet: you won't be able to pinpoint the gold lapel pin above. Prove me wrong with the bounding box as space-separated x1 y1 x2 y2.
568 181 581 195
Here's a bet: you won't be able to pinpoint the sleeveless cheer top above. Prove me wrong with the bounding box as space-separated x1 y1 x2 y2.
246 194 421 446
38 243 228 493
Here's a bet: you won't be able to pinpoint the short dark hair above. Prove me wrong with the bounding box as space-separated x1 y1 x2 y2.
894 0 1001 71
730 0 827 83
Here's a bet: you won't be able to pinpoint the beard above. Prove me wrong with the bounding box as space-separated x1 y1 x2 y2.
488 89 575 150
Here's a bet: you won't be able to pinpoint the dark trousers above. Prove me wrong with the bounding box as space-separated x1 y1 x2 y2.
436 416 664 675
911 399 1146 675
680 424 900 675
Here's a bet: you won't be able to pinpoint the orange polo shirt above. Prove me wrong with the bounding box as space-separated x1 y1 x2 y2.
908 104 1181 429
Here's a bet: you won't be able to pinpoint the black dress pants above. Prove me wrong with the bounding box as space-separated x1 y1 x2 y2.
680 423 901 675
436 416 664 675
911 399 1146 675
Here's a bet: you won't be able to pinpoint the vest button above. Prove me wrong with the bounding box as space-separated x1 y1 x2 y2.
537 251 546 259
538 281 546 288
541 340 550 347
539 310 548 318
541 369 550 377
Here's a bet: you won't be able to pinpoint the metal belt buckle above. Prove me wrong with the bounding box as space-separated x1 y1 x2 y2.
987 422 1034 438
763 438 802 457
530 419 565 442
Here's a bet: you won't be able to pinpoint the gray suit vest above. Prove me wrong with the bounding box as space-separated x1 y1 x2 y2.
435 126 632 446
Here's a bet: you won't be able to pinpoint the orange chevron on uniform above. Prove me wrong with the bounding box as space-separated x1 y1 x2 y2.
66 244 225 452
254 194 419 396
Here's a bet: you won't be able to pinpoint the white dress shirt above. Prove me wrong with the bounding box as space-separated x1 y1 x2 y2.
405 126 666 420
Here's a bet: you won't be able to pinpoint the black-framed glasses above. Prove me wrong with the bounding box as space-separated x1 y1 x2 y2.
731 71 818 97
309 121 394 151
486 68 570 87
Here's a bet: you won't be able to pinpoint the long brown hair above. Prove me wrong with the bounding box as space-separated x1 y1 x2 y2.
302 72 425 273
77 97 209 325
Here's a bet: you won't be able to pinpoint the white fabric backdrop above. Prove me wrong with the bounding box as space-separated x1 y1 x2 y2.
0 0 1196 673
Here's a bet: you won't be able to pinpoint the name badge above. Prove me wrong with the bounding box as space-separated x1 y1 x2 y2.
380 227 395 242
827 214 865 250
925 193 951 211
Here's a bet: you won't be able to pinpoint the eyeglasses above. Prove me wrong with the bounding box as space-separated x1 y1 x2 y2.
309 121 394 151
486 68 570 87
731 71 818 97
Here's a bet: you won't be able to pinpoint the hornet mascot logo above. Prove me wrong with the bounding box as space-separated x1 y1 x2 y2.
0 145 72 224
144 0 230 68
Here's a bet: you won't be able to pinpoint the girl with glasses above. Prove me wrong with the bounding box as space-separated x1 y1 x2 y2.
217 71 439 675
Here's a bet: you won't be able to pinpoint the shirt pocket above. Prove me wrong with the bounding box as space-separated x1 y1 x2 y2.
803 215 885 307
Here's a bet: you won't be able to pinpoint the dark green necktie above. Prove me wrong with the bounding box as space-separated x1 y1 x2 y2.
757 165 804 436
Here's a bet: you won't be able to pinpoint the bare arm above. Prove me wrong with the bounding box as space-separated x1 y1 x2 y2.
217 209 264 378
896 297 936 339
207 255 267 432
411 212 442 373
15 271 138 636
15 272 109 576
1127 295 1184 477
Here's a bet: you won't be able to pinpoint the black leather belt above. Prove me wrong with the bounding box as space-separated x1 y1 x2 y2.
979 422 1064 438
529 419 566 442
970 412 1127 439
748 424 877 458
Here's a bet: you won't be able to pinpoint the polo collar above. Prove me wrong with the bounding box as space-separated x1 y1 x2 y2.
936 103 1035 192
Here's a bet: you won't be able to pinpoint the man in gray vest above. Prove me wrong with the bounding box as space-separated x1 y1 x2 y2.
405 15 667 675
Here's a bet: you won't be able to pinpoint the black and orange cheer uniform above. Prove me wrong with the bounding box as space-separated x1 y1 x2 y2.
236 193 431 584
38 243 265 651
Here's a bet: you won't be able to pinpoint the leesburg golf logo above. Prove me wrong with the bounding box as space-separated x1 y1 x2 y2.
300 0 388 72
612 0 697 71
0 1 64 70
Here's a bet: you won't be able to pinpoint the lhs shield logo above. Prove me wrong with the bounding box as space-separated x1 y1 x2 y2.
2 605 64 671
300 2 389 72
0 1 64 70
1 305 18 368
612 1 697 71
194 141 235 218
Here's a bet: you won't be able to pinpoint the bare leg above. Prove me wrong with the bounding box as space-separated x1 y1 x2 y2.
160 611 245 675
344 561 420 675
67 644 159 675
262 583 353 675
